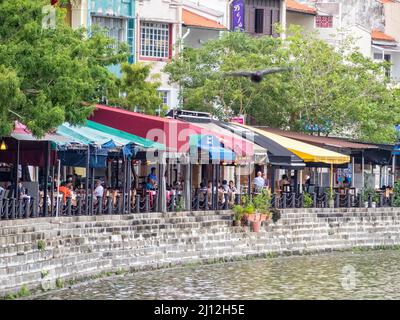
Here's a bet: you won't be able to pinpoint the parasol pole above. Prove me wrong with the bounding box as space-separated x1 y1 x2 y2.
55 159 61 218
330 163 333 195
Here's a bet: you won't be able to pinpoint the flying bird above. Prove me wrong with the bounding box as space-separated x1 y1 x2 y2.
224 67 293 83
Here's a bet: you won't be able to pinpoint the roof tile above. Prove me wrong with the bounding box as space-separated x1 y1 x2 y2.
286 0 317 15
372 29 396 42
182 9 226 30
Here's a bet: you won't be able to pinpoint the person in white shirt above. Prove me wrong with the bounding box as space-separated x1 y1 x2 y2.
253 171 265 193
93 180 104 199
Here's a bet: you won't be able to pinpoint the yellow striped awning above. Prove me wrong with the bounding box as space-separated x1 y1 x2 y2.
237 124 350 165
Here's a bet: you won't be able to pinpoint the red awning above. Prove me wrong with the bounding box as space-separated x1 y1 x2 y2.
89 105 254 157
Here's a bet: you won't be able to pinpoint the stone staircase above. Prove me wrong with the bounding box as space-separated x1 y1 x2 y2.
0 210 256 296
3 208 400 297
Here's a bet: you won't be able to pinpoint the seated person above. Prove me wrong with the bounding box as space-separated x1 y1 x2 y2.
218 184 225 203
207 181 213 195
145 177 155 191
228 180 238 203
147 167 158 189
58 181 72 204
173 180 183 193
221 180 230 193
199 182 208 194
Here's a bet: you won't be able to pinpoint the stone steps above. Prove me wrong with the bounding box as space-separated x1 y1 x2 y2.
3 208 400 296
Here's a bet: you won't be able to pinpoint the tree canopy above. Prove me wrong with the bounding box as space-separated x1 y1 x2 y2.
0 0 128 137
164 26 400 143
108 62 166 116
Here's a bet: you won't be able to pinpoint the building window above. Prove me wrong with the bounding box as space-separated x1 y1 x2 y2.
158 90 169 105
254 9 264 34
140 22 170 59
315 15 333 28
384 54 392 78
92 16 126 43
374 52 392 78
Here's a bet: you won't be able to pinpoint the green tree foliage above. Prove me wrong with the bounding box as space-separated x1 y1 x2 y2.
108 62 166 116
0 0 128 137
164 26 400 143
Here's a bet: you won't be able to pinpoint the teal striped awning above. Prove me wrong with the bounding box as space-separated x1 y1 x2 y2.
56 121 166 150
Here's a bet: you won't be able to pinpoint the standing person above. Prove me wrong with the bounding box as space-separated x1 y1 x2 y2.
253 171 265 193
93 180 104 200
305 175 311 192
279 174 290 192
262 173 270 189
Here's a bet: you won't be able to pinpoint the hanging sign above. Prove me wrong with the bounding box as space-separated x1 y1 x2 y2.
231 0 245 31
231 116 245 125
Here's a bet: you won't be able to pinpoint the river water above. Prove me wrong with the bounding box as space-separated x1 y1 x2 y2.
34 250 400 300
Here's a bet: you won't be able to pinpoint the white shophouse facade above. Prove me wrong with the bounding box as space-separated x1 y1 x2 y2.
287 0 400 83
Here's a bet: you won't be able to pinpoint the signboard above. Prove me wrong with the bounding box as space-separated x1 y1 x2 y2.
231 0 245 31
231 116 245 125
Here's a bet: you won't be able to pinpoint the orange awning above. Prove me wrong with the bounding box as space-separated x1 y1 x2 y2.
182 9 226 30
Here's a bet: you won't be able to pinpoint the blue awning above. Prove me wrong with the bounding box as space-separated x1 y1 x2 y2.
57 147 108 168
190 134 235 162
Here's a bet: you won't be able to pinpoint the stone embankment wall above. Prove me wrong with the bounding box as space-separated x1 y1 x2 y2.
1 208 400 296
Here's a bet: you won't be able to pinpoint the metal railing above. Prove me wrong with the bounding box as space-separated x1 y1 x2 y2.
0 191 396 220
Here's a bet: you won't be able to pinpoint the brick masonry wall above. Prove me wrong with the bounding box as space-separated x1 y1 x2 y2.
1 208 400 296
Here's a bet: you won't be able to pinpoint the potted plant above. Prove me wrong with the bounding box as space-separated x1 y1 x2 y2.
246 211 269 232
232 204 244 226
362 186 379 208
303 192 313 208
243 203 255 226
371 191 380 208
247 189 272 232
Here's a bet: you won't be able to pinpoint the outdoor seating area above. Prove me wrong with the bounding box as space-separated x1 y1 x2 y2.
1 106 399 220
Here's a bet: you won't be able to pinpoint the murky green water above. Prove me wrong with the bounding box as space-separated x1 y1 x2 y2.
34 250 400 300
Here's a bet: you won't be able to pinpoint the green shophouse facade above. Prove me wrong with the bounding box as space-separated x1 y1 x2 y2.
87 0 136 73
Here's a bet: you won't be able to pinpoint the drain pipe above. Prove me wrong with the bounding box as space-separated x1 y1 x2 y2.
181 27 191 51
178 27 190 109
227 0 234 30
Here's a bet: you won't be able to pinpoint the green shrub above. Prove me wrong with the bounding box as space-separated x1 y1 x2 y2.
232 205 244 221
361 186 380 203
252 189 271 214
115 268 124 275
243 203 255 214
5 293 17 300
303 192 313 208
37 240 46 251
41 270 49 278
393 181 400 207
176 197 185 212
18 285 30 297
56 278 65 289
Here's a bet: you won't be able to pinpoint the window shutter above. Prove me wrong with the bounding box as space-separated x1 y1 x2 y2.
264 9 272 35
272 9 280 37
246 6 256 34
